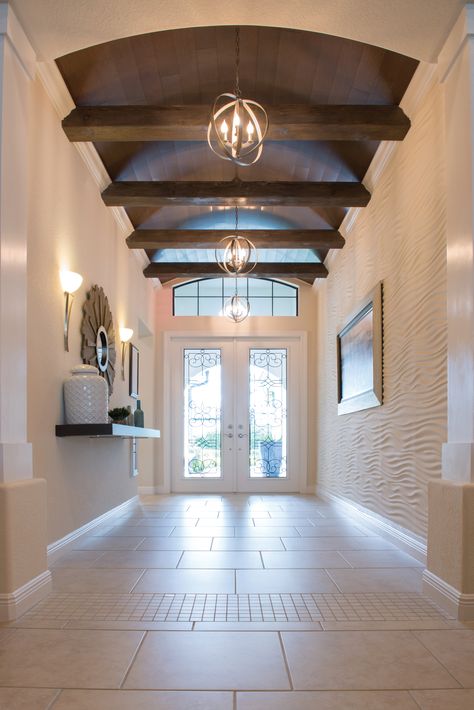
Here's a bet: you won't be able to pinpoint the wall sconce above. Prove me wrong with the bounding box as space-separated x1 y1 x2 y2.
60 270 83 352
119 327 134 380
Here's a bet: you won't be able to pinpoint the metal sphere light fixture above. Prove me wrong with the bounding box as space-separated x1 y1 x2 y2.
208 27 268 166
223 292 250 323
216 207 257 275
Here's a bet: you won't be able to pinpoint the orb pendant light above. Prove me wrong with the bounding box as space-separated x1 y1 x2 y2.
208 28 268 166
223 288 250 323
216 207 257 275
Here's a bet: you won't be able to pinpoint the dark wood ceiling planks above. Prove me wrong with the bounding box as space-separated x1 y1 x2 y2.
56 25 418 282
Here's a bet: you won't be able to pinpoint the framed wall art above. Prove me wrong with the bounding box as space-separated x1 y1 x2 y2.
129 343 139 399
337 282 383 415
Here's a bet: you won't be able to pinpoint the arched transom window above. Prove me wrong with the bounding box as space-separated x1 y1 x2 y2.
173 278 298 317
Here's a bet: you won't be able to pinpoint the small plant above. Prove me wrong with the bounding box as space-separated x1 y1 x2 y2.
108 407 129 423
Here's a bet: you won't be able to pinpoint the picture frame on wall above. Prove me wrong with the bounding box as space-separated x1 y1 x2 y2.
129 343 139 399
337 281 383 416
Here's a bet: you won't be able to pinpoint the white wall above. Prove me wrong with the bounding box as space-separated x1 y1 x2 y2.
27 77 156 544
315 79 447 538
153 282 319 492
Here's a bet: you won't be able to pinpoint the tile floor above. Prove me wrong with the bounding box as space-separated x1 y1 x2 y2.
1 493 474 709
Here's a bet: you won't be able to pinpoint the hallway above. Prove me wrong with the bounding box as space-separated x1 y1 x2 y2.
1 494 473 709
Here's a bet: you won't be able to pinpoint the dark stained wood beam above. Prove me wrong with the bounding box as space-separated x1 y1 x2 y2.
102 181 370 208
144 262 328 284
63 105 410 142
126 229 345 250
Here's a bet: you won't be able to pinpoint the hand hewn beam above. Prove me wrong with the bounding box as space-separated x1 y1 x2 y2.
63 105 410 142
143 262 328 283
102 181 370 208
126 229 345 250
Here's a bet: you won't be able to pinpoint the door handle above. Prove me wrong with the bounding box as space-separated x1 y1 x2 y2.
238 433 248 438
225 433 234 438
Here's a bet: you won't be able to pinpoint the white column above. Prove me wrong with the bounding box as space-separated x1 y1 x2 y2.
440 4 474 484
424 4 474 620
0 3 35 483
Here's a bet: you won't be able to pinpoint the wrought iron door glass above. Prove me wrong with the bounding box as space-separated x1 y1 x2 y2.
249 348 287 478
183 349 222 478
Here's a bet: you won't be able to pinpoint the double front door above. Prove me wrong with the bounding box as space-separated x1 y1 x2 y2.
170 336 305 493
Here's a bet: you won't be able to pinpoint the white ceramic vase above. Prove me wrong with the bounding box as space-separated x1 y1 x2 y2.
64 364 109 424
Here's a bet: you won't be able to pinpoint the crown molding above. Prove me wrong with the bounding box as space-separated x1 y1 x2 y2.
0 3 36 80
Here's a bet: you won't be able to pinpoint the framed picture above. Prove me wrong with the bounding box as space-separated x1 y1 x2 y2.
337 282 383 415
129 343 139 399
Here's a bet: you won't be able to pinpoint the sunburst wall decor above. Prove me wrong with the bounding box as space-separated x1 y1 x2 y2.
81 285 117 393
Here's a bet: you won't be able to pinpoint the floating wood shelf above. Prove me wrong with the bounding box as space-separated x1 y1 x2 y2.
55 424 160 439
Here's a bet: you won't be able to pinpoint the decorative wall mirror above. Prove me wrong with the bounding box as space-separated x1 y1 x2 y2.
81 285 116 393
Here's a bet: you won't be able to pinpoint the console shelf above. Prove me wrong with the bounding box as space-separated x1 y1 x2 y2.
55 423 160 439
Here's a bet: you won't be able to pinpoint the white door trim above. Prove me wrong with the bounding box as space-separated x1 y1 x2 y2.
162 330 308 494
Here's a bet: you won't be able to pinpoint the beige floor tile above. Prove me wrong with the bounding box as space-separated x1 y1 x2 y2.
52 690 233 709
296 525 369 537
339 550 423 567
219 512 270 519
194 622 322 631
234 526 300 537
254 518 314 527
281 630 460 690
132 518 198 527
413 630 474 687
211 538 285 551
236 569 339 593
178 551 262 569
136 537 212 551
90 550 182 568
327 568 423 593
0 629 143 688
410 689 474 709
262 551 350 568
321 620 451 631
51 550 105 568
0 688 60 709
133 569 235 593
102 526 175 537
196 519 241 527
237 690 420 709
74 536 145 550
64 621 193 631
281 536 397 551
124 631 290 690
52 568 145 593
171 527 235 537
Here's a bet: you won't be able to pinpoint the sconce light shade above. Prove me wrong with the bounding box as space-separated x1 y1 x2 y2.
60 270 83 294
120 327 134 380
61 270 83 352
119 327 134 343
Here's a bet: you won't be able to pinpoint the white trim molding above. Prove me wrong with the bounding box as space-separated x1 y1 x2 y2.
0 570 52 622
47 495 138 564
316 486 427 564
0 3 36 80
423 569 474 621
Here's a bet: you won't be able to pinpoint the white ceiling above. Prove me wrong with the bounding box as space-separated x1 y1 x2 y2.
10 0 464 62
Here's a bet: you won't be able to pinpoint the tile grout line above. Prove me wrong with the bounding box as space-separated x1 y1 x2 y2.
408 629 464 688
128 568 148 593
175 550 185 569
118 630 148 689
277 630 294 690
44 688 63 709
407 689 427 710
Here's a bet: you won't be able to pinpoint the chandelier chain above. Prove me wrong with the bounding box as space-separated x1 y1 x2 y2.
234 27 241 97
235 205 239 232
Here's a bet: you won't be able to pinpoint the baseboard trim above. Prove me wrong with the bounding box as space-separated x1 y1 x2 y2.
47 496 138 564
423 569 474 620
0 570 52 621
316 487 427 564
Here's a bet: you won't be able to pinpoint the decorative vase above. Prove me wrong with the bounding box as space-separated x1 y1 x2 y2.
134 400 144 428
64 364 108 424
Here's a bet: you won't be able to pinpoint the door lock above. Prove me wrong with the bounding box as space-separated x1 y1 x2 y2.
238 433 248 438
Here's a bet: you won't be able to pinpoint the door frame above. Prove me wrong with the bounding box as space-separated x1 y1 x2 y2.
162 330 308 494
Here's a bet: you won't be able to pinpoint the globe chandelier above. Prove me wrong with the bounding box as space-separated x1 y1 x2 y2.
223 278 250 323
215 207 257 276
207 27 268 166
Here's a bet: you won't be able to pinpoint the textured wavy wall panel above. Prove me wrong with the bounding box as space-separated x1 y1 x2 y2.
316 82 447 539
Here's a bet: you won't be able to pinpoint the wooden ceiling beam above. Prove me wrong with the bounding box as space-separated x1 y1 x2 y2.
143 262 328 283
126 229 345 250
63 105 410 142
102 180 370 208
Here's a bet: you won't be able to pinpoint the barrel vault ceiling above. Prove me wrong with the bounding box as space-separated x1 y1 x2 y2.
56 25 418 285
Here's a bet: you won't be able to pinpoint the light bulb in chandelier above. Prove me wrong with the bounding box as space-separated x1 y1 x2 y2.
216 235 257 275
223 293 250 323
207 28 268 166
